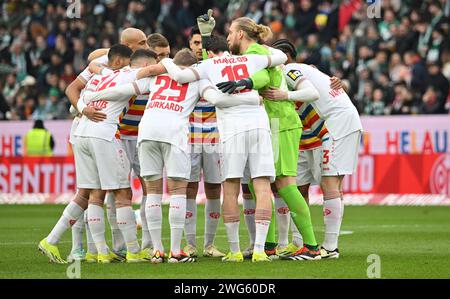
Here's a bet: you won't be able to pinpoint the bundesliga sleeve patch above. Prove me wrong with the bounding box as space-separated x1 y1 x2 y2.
287 69 303 81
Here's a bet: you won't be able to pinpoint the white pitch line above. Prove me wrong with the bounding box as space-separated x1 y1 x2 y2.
340 230 354 235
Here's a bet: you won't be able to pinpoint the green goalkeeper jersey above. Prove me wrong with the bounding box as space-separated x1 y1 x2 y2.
246 43 302 132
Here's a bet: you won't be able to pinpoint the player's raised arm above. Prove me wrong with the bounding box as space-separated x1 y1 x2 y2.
136 63 166 79
87 48 109 62
87 61 114 76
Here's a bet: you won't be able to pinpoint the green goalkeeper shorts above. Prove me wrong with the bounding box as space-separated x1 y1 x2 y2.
272 128 301 177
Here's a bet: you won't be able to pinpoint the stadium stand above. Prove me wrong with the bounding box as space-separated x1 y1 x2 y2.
0 0 449 121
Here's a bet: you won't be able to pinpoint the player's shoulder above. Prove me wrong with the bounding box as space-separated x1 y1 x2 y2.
92 54 109 65
284 63 306 82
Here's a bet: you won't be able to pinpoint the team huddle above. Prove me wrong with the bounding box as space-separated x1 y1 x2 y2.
38 10 362 264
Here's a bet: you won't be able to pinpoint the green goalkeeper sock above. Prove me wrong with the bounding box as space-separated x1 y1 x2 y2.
278 184 317 246
248 182 277 247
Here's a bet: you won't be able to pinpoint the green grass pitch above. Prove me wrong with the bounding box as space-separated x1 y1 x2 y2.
1 205 449 279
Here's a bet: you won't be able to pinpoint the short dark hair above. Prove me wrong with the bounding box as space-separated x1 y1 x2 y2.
131 49 157 63
108 44 133 61
189 26 201 41
205 35 229 53
173 48 198 67
147 33 169 48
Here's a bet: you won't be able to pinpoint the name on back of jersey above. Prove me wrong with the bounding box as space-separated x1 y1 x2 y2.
213 56 248 65
147 100 184 112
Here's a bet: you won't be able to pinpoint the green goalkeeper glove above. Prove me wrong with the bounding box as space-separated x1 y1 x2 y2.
197 9 215 37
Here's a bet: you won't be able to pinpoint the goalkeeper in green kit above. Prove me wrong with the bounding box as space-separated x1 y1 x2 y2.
214 17 321 260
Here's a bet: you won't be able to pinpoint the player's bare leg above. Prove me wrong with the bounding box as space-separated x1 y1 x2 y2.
39 188 90 264
320 175 344 259
251 177 273 262
144 178 165 263
184 181 199 256
167 178 195 263
203 182 225 257
241 183 256 258
222 179 243 262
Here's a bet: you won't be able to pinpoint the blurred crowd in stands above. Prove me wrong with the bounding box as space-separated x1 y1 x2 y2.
0 0 449 120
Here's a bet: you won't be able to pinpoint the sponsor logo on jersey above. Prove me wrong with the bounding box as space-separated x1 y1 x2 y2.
287 69 303 81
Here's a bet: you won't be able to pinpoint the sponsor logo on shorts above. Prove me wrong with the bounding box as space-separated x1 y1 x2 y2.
323 208 331 216
185 211 193 219
209 212 220 219
243 209 255 215
69 219 76 226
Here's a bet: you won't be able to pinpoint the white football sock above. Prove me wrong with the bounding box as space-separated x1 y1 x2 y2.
184 198 197 247
70 216 84 253
254 220 270 254
290 218 303 247
145 194 163 253
87 204 109 255
275 196 290 248
323 197 342 251
105 193 125 251
47 201 84 245
116 206 140 254
224 222 240 253
140 196 153 249
204 199 221 248
243 199 256 246
169 195 187 256
84 211 97 254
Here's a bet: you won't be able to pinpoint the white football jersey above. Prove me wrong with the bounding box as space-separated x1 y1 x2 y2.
71 55 110 144
283 63 363 140
188 52 271 141
75 67 140 141
77 55 109 84
136 74 209 152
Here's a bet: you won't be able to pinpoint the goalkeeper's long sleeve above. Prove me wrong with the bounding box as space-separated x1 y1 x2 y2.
249 69 270 90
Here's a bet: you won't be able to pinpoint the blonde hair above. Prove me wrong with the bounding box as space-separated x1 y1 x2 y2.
232 17 273 43
173 48 198 67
